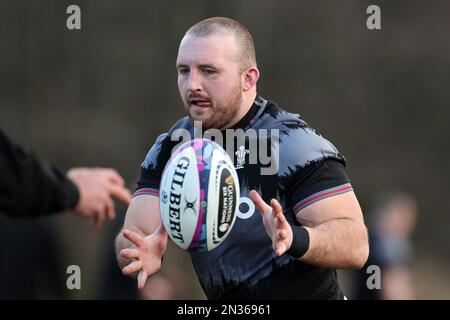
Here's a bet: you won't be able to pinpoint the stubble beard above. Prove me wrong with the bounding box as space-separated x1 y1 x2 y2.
184 83 243 131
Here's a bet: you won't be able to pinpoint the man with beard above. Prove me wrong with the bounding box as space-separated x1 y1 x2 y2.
115 17 369 299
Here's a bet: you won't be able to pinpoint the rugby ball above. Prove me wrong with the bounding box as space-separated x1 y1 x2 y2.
159 139 239 252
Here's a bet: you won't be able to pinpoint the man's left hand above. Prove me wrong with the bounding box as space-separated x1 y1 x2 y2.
250 190 293 256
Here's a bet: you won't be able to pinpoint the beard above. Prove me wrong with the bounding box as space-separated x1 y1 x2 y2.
183 82 243 130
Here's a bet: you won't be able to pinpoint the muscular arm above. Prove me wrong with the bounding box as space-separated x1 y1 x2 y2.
252 189 369 270
115 195 164 270
296 191 369 269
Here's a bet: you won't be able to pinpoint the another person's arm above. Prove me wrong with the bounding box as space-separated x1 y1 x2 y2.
0 129 132 228
0 129 79 216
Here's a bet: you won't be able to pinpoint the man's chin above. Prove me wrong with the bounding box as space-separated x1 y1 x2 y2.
187 116 215 130
189 119 214 129
188 110 210 125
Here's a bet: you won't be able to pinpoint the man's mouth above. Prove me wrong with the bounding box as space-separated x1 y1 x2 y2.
189 99 211 108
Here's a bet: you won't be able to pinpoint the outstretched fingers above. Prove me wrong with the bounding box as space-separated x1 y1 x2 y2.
122 260 143 275
250 192 292 257
270 199 288 228
104 196 116 221
123 229 144 247
138 270 148 289
108 183 132 206
269 199 290 256
270 198 283 219
250 190 271 216
91 208 105 230
120 248 140 259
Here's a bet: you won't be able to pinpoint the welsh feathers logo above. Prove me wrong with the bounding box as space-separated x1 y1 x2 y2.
235 145 249 169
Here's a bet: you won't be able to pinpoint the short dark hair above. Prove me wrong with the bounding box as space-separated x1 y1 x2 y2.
185 17 257 69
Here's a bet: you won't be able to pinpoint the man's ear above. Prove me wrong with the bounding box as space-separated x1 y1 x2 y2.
242 67 260 91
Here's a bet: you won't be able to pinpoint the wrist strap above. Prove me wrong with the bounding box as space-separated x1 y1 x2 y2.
287 226 310 258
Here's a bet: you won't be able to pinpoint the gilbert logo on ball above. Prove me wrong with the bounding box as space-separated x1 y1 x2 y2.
159 139 240 252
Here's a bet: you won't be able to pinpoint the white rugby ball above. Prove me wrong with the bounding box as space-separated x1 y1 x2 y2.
159 139 239 252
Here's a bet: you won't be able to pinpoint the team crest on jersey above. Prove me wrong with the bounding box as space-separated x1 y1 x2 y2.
235 145 249 169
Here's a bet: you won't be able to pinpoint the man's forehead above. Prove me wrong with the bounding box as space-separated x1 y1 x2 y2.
176 34 239 65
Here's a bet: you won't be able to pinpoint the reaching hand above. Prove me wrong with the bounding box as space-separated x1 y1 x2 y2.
250 190 293 256
120 225 168 289
67 167 132 229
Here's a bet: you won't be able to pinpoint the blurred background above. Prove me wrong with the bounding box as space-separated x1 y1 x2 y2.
0 0 449 299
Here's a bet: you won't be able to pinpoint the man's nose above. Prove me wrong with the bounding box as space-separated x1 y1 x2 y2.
187 70 202 91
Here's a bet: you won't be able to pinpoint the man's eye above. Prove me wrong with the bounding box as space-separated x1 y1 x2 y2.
179 69 189 75
203 69 216 74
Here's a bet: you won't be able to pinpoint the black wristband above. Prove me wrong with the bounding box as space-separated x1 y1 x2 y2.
287 226 310 258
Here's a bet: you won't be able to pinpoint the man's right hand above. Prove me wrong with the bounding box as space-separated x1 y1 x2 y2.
120 224 168 289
